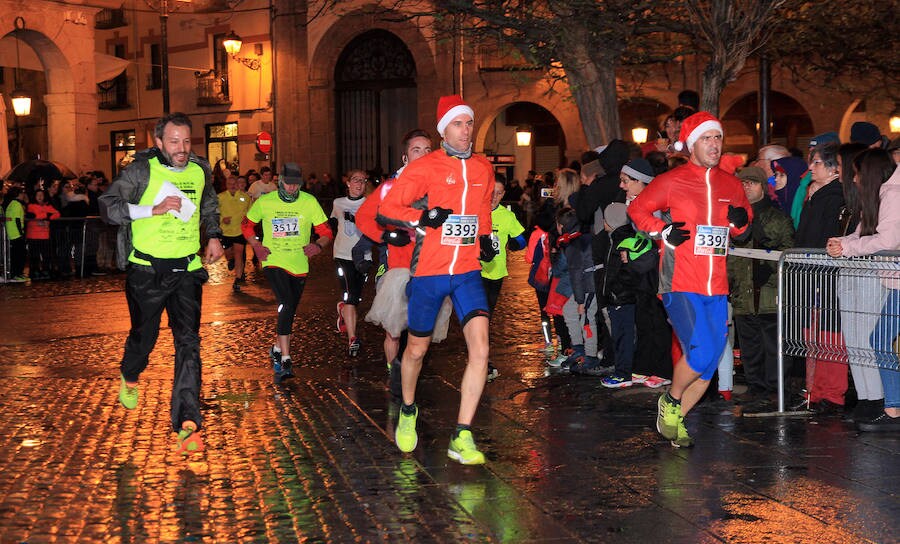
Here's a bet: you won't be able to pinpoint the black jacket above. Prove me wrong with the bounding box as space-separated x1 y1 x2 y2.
795 179 844 249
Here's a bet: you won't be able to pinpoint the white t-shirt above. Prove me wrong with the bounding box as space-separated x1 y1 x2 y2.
330 196 367 261
248 180 277 200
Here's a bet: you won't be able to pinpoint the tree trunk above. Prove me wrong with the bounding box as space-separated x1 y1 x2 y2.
565 46 621 148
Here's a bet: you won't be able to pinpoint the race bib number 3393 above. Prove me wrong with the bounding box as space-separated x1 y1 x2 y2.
271 217 299 238
694 224 729 256
441 214 478 246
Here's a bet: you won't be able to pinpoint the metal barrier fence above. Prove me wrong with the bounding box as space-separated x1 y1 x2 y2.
0 216 115 282
777 248 900 412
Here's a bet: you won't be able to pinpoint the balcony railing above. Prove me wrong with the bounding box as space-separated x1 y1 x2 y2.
195 70 231 106
98 74 129 109
95 8 127 29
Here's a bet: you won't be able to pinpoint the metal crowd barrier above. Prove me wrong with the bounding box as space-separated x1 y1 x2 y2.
776 248 900 412
0 216 114 282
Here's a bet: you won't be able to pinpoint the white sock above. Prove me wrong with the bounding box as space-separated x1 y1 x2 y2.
272 344 281 354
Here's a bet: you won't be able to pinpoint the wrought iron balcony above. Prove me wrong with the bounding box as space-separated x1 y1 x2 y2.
98 74 129 109
195 69 231 106
95 8 127 30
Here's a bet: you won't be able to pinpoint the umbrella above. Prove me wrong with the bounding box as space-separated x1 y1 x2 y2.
3 159 78 188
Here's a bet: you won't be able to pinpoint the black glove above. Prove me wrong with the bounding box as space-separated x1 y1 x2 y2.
661 221 690 248
356 259 373 275
343 211 356 223
479 234 498 262
419 207 452 228
727 205 749 228
382 229 411 247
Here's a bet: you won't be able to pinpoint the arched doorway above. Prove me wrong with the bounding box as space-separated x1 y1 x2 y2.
722 92 814 154
484 102 565 184
334 29 417 178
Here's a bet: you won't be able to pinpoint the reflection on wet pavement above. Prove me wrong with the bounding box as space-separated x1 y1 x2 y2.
0 254 897 542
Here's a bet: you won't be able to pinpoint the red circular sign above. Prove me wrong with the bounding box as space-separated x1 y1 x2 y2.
256 131 273 154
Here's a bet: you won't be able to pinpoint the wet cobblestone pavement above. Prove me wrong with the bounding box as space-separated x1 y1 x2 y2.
1 254 898 543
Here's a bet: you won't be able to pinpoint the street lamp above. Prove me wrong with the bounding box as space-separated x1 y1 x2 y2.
221 30 260 70
11 17 30 117
890 108 900 134
145 0 191 114
516 126 532 147
631 126 648 144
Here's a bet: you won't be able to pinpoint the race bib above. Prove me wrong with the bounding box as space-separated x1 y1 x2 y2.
694 225 729 256
271 217 299 238
441 214 478 246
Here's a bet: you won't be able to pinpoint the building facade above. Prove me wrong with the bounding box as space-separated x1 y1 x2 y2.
1 0 896 183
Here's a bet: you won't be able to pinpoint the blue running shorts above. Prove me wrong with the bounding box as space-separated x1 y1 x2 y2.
662 292 729 380
406 270 489 337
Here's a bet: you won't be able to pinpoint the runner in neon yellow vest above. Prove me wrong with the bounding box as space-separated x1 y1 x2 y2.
99 112 224 455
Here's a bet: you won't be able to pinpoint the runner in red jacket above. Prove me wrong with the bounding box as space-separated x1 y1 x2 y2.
628 112 752 448
378 95 496 465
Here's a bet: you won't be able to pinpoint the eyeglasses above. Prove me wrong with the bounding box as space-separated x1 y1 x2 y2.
349 177 366 183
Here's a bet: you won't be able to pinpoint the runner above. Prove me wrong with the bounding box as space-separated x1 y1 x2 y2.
481 177 526 381
628 112 752 448
354 129 435 390
379 94 497 465
241 163 332 383
218 171 251 291
331 170 369 357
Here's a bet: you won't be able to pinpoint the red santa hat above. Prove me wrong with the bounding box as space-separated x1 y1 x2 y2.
436 94 474 137
674 111 723 152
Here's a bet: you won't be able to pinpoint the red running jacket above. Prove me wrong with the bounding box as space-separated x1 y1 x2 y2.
628 161 752 296
378 149 494 277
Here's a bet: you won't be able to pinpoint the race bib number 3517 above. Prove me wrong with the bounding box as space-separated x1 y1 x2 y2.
271 217 299 238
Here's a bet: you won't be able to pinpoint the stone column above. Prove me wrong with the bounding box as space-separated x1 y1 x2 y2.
43 92 97 175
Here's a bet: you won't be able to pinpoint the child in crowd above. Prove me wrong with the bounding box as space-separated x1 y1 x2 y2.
556 208 604 374
599 203 656 387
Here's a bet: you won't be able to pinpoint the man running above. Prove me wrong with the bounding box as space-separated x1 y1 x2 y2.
331 169 369 357
242 163 332 383
379 95 497 465
628 112 752 448
99 112 224 455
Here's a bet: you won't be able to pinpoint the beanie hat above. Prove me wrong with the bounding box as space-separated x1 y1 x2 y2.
736 166 766 185
850 121 881 146
436 95 474 137
673 111 723 152
621 158 655 184
604 202 629 229
809 131 840 148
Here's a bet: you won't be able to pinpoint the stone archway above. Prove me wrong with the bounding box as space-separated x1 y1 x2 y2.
721 91 814 153
0 3 108 174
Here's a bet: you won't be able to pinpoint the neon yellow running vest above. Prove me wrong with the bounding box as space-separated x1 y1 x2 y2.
129 157 204 270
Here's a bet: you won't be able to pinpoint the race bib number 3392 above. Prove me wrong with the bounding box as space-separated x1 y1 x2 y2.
694 224 729 256
441 214 478 246
271 217 299 238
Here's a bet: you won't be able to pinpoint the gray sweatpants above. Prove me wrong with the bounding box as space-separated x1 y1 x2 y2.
563 294 598 357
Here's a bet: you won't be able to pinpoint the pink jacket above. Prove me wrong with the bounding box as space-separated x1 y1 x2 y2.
839 164 900 287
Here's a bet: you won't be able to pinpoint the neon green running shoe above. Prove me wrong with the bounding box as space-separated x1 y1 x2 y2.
671 417 694 448
656 393 680 440
447 430 486 465
395 405 418 453
119 374 138 410
175 425 205 455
